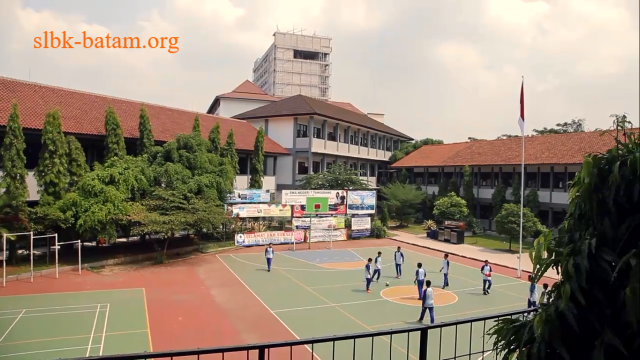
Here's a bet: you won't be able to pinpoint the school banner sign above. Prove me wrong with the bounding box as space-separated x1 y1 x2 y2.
235 231 305 247
226 189 271 204
347 191 377 215
231 204 292 218
282 190 347 217
306 229 348 243
293 216 346 230
351 216 372 238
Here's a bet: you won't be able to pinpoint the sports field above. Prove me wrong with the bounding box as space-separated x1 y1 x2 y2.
219 244 537 359
0 289 151 359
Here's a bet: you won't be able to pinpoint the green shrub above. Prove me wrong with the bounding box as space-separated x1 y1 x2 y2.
371 220 387 239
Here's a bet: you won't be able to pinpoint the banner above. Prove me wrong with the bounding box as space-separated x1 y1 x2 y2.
347 191 377 215
305 229 348 243
351 217 372 238
293 216 346 230
282 190 347 217
227 190 271 204
235 231 305 247
231 204 292 218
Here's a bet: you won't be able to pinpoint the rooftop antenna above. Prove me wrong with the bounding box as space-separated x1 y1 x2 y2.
276 25 280 32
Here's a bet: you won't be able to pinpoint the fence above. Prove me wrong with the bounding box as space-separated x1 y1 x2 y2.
75 308 536 360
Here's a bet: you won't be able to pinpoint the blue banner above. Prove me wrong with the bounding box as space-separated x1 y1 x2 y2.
227 189 271 204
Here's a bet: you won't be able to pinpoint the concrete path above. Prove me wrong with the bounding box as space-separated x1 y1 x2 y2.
389 231 559 280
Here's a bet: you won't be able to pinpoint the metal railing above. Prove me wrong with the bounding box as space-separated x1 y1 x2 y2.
74 308 536 360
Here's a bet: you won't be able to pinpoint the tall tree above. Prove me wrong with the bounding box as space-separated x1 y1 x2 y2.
380 182 424 226
35 109 69 201
437 177 449 197
524 188 541 215
104 106 126 161
462 165 475 213
433 192 469 223
511 174 522 204
447 177 460 196
533 118 586 135
221 129 239 175
490 115 639 359
298 163 368 190
0 103 29 208
491 183 507 218
494 203 544 251
192 115 201 137
249 126 265 189
208 122 222 155
388 138 444 163
137 106 154 156
66 136 89 190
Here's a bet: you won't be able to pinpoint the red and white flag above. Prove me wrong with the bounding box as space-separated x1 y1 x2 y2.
518 79 525 134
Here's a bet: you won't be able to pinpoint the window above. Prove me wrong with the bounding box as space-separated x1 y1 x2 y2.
568 172 577 186
378 137 383 150
327 131 336 141
414 172 424 185
369 164 376 177
493 172 500 186
370 135 376 149
473 171 479 186
327 161 334 170
427 172 438 185
238 156 249 175
540 172 551 189
312 161 321 174
552 171 566 190
385 139 391 152
296 124 308 138
360 136 367 147
525 172 538 188
502 172 513 187
343 128 349 143
297 162 308 175
349 134 355 145
313 127 323 139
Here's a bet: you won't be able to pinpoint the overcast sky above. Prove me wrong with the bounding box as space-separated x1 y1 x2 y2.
1 0 638 142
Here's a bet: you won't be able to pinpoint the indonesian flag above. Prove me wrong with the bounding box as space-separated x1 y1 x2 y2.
518 79 525 134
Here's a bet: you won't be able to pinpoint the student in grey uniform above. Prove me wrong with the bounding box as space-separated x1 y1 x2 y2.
264 243 274 272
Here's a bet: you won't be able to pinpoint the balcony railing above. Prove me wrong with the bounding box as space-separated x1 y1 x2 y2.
74 308 536 360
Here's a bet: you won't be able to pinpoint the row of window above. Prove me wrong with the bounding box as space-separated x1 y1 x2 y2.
296 161 377 177
296 124 396 152
412 170 576 190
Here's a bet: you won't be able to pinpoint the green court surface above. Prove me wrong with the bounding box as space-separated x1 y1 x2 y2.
220 245 535 360
0 289 151 359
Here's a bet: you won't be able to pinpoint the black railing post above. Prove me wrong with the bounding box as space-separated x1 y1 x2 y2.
258 348 266 360
418 328 429 359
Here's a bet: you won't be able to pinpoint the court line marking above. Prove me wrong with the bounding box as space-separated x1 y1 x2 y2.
225 253 393 272
99 304 110 355
381 286 459 308
277 251 324 266
87 304 101 356
0 330 149 347
309 282 364 289
142 288 153 352
0 287 144 298
278 269 417 360
0 345 100 358
348 249 366 261
273 282 524 313
0 308 107 320
0 303 107 314
216 255 320 360
0 310 24 343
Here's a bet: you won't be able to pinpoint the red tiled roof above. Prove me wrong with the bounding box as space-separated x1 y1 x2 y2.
326 101 365 115
0 77 289 155
391 130 639 167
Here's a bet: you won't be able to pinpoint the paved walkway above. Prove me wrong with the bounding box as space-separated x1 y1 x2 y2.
389 231 559 280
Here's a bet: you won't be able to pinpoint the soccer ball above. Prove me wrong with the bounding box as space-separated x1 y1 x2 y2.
386 282 390 286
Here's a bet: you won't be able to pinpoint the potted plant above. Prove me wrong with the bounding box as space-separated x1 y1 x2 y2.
423 220 437 238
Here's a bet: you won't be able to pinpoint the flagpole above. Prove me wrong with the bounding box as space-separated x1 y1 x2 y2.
518 76 525 278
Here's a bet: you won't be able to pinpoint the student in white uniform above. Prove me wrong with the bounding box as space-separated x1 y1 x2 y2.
264 243 274 272
414 262 427 300
365 258 373 293
528 275 538 308
418 280 435 324
480 260 492 295
439 253 450 289
372 251 382 282
539 283 550 307
394 247 405 278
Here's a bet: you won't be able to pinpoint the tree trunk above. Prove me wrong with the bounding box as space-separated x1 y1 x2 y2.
509 237 513 251
7 240 18 265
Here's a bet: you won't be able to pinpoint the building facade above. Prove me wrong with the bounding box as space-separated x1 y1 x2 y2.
0 77 291 201
390 131 635 229
253 31 332 101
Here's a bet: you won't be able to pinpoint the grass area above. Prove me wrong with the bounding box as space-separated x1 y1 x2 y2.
200 240 235 253
389 223 425 235
465 234 533 252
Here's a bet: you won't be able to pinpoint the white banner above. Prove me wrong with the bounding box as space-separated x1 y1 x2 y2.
306 229 348 243
235 231 305 247
351 217 371 230
292 217 346 230
282 190 346 205
347 191 377 215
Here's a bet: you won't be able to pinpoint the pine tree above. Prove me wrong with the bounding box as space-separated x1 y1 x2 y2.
137 106 154 156
447 177 460 196
208 122 221 154
192 115 201 137
524 188 541 215
249 126 265 189
462 165 475 213
104 106 126 161
67 136 89 189
35 109 69 201
221 129 239 175
0 103 29 206
511 174 522 204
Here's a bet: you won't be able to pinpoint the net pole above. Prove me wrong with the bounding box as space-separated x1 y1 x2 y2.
78 239 82 275
30 232 34 283
55 235 59 279
2 234 6 287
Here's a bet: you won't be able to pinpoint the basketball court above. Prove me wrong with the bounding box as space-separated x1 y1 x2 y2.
219 245 535 359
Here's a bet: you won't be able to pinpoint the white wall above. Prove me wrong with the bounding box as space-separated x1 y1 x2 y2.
276 156 293 185
234 175 277 191
260 117 295 148
216 98 273 118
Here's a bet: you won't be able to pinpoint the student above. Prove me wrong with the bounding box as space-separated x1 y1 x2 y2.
527 275 538 308
539 283 550 306
480 260 492 295
265 243 274 272
418 280 435 324
414 262 427 299
439 253 450 289
372 251 382 282
394 247 405 278
365 258 373 293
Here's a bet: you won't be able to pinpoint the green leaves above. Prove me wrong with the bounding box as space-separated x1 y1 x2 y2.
462 165 475 213
137 106 154 156
208 122 222 155
0 103 29 218
494 203 544 251
298 163 369 190
104 106 126 161
35 109 69 201
380 182 424 226
249 126 265 189
433 192 468 222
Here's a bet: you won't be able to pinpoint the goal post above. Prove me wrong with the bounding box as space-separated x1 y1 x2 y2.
2 232 33 287
53 236 82 279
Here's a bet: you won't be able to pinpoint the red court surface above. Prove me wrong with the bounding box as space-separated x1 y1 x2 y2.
0 238 557 359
